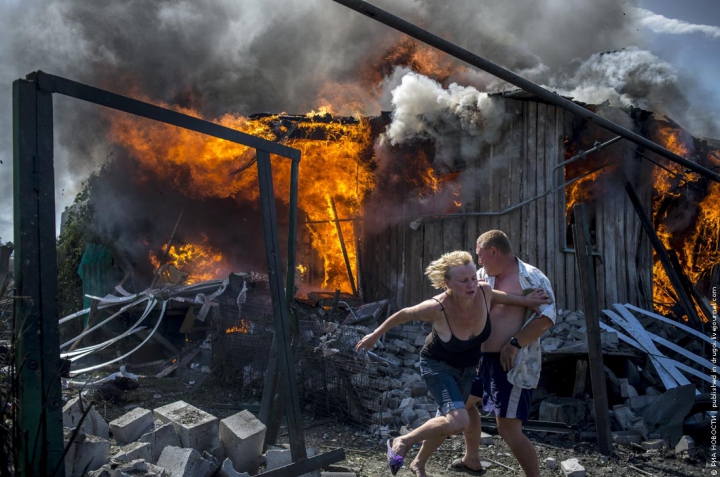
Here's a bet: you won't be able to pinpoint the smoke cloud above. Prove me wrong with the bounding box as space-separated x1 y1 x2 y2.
0 0 716 246
633 7 720 38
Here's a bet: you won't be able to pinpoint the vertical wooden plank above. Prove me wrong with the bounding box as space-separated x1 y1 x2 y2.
508 103 523 262
496 128 510 239
536 102 547 273
595 193 607 311
13 79 65 476
603 183 619 305
572 203 613 456
525 102 538 265
563 111 577 311
422 221 441 298
544 105 557 295
442 218 463 253
377 221 390 299
388 222 398 301
409 223 425 305
554 108 567 311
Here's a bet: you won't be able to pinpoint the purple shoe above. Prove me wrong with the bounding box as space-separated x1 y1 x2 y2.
386 439 404 475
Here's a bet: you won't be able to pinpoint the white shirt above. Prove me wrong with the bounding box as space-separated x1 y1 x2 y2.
477 257 556 388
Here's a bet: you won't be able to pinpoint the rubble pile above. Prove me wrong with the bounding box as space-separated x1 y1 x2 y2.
62 398 328 477
540 310 621 354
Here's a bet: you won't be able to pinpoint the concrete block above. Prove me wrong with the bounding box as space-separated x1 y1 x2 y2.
627 394 659 410
675 435 695 454
157 446 215 477
560 458 585 477
219 458 251 477
64 429 111 477
266 448 319 477
88 459 167 477
410 382 428 398
140 420 181 463
641 439 664 450
110 407 154 445
154 401 219 454
219 410 266 473
480 432 493 446
620 382 639 398
63 397 110 439
544 457 557 469
115 441 152 462
399 397 415 409
539 397 587 425
611 430 643 445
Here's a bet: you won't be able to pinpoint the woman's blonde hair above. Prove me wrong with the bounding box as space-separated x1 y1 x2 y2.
425 250 475 289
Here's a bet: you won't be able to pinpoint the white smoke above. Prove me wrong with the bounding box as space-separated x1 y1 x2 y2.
633 8 720 38
384 71 512 169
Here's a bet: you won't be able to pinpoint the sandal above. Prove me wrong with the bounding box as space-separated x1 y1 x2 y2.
448 458 486 476
386 439 404 475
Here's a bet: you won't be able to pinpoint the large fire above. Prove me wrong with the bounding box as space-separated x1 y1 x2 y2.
106 35 465 293
565 119 719 322
149 239 225 285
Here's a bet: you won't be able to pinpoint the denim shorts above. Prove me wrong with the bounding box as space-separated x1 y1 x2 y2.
419 356 476 415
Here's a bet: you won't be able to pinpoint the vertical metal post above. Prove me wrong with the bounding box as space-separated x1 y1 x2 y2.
256 151 307 461
571 203 613 456
13 78 65 475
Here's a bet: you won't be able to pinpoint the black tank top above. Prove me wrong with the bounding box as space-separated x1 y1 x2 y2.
420 287 492 368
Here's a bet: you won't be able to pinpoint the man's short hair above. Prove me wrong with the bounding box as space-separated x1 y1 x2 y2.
476 230 512 255
425 250 474 289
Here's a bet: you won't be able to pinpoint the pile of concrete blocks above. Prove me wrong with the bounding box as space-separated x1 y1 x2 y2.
540 310 619 354
62 398 268 477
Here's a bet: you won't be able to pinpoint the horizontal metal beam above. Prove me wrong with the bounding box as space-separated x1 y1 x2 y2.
257 448 346 477
31 71 301 162
330 0 720 184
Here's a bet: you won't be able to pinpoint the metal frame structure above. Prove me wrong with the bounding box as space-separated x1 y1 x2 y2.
12 71 342 476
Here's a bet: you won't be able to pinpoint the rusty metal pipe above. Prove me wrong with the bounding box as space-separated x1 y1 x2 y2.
330 0 720 184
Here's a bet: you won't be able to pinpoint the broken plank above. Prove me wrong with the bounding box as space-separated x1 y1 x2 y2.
606 306 689 387
257 448 345 477
624 303 718 347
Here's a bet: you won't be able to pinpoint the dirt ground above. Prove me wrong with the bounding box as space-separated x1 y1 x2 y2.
68 371 712 477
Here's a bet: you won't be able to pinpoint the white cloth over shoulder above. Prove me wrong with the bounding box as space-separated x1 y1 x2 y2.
478 257 556 389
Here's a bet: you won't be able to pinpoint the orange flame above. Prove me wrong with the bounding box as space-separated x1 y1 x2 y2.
225 320 250 334
150 239 225 285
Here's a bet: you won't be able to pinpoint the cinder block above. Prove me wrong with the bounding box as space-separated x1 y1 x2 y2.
63 397 110 439
480 432 493 446
109 407 154 445
139 420 181 463
265 447 318 477
89 459 166 477
560 458 585 477
675 435 695 454
154 401 219 454
157 446 215 477
539 397 587 426
64 429 110 477
641 439 664 450
115 441 152 462
544 457 557 469
219 410 266 473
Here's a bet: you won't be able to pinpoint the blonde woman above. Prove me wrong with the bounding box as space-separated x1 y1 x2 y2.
356 251 549 477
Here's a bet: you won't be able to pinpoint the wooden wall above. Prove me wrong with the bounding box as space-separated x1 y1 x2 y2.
360 98 653 313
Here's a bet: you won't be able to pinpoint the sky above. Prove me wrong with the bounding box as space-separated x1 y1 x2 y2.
0 0 718 245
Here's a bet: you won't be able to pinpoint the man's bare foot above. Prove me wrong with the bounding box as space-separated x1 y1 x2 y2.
409 459 428 477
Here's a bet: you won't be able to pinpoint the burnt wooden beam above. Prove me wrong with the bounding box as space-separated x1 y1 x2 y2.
330 0 720 184
13 78 65 476
571 203 613 456
330 197 358 296
622 177 703 330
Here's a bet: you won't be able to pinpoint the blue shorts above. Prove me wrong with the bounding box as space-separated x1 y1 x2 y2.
419 356 476 415
471 353 534 421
